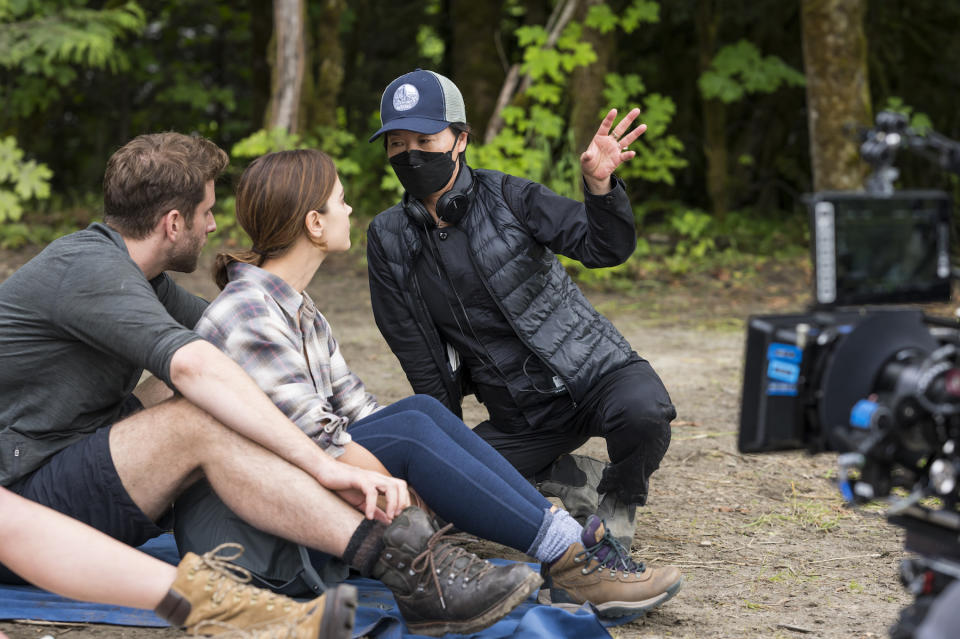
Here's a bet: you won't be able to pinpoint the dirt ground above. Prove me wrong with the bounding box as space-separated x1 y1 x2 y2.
0 247 916 639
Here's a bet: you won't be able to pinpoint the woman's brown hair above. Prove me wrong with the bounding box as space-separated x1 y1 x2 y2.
214 149 338 290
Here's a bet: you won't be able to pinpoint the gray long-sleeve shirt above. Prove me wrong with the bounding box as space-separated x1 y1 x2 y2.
0 223 205 486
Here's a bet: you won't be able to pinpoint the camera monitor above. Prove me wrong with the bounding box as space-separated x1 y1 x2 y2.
809 190 952 307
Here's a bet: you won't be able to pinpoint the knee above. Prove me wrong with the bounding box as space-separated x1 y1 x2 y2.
149 397 228 448
358 409 439 441
406 394 447 413
606 396 674 455
619 394 675 432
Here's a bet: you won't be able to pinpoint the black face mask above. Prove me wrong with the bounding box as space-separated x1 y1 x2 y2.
389 140 458 199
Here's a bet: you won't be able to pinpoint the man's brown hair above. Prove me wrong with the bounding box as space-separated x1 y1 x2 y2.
103 132 229 239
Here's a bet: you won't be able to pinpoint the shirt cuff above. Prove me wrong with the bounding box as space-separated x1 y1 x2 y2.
583 174 629 210
582 173 626 198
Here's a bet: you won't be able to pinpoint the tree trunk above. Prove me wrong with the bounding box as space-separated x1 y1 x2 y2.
569 0 613 155
449 0 504 138
250 0 273 129
800 0 871 191
265 0 306 133
696 0 728 219
302 0 345 131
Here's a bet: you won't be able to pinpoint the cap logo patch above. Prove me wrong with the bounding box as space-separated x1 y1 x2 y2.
393 84 420 112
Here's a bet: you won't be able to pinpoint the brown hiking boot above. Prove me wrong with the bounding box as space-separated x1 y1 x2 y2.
156 543 357 637
373 507 542 637
539 515 682 618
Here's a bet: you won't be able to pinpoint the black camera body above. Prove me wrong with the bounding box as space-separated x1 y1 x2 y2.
738 193 957 501
736 112 960 638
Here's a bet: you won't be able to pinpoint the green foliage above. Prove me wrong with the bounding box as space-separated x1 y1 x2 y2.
0 136 53 244
669 209 714 256
417 26 444 65
698 39 805 103
230 127 308 159
0 1 144 244
224 116 383 245
477 1 682 204
603 74 686 186
0 1 146 118
586 0 658 34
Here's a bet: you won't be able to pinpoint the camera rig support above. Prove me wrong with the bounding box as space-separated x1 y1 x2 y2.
861 111 960 195
738 111 960 638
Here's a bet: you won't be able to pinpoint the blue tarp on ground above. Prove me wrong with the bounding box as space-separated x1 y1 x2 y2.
0 535 623 639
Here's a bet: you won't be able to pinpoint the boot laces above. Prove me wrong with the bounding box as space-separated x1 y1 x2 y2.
410 523 494 609
577 526 645 576
194 543 289 608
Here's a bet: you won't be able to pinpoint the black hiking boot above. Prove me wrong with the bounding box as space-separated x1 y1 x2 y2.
373 507 542 637
536 453 605 523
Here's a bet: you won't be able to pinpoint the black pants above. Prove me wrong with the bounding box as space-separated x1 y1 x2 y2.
472 359 675 506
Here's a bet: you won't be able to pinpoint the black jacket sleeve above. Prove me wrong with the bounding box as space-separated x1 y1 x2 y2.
366 221 462 417
501 174 637 268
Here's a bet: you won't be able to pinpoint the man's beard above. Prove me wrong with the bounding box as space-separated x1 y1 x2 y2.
166 230 205 273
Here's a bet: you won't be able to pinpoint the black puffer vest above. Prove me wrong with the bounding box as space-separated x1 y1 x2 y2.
368 167 635 414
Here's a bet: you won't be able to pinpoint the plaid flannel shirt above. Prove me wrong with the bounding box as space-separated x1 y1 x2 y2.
194 262 379 457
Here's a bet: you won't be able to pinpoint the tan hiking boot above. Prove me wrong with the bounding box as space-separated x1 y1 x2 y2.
539 515 682 618
155 543 357 638
373 507 542 637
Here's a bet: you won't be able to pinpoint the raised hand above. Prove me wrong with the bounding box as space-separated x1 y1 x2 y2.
580 108 647 194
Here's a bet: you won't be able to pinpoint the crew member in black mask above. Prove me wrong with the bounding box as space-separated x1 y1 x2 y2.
365 69 677 550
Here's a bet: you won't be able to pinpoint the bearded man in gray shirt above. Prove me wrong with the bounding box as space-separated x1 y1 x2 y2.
0 133 537 637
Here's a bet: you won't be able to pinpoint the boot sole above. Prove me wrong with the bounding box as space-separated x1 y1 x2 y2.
538 576 683 618
405 571 543 637
321 583 358 639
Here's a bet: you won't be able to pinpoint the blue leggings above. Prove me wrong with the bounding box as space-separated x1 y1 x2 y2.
349 395 552 552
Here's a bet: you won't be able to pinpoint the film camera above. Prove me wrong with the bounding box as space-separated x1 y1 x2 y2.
737 112 960 638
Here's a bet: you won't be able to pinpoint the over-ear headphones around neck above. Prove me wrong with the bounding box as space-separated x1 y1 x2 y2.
402 162 475 228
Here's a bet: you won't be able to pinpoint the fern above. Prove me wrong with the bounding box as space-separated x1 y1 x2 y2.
0 2 145 73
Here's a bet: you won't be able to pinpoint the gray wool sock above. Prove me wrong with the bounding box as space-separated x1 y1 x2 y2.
526 508 584 564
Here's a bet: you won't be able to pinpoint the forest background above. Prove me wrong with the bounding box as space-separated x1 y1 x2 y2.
1 0 959 284
2 4 960 637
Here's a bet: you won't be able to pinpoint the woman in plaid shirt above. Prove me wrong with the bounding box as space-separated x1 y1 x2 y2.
188 149 682 618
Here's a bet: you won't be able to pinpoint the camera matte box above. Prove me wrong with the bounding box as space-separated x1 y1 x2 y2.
808 190 952 307
738 314 811 453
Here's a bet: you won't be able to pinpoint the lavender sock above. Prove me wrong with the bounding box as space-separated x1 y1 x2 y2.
526 508 584 564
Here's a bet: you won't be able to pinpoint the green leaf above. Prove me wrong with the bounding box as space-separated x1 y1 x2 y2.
699 40 804 102
640 93 676 137
515 25 547 48
526 81 563 104
522 46 564 82
585 4 618 34
622 0 660 33
602 72 646 107
0 190 22 223
501 106 526 127
231 128 305 159
698 70 743 102
529 105 565 140
13 159 52 200
0 137 26 182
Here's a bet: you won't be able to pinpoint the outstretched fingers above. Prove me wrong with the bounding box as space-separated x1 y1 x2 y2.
595 108 619 138
616 109 646 150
